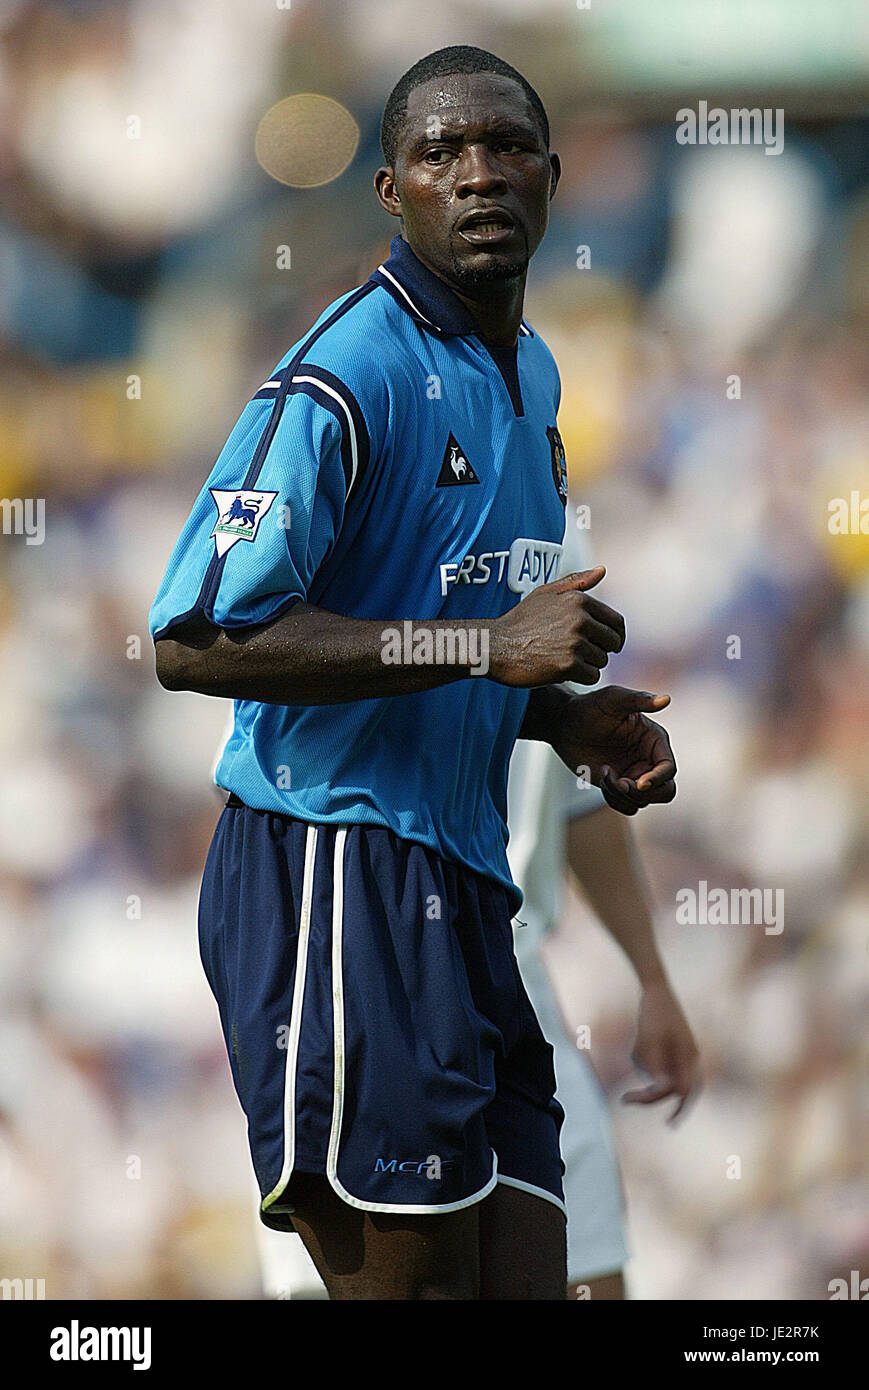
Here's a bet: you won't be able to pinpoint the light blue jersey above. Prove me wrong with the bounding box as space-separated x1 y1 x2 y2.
149 235 569 908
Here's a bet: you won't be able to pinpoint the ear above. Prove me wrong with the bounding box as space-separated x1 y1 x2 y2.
548 152 561 201
374 165 402 219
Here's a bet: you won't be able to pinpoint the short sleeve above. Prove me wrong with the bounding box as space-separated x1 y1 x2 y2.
149 369 368 640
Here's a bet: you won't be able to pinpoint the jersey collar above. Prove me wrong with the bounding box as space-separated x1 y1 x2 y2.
369 234 532 340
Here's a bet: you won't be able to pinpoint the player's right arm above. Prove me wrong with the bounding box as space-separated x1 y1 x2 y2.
156 603 489 702
154 569 624 704
150 358 625 704
148 364 517 703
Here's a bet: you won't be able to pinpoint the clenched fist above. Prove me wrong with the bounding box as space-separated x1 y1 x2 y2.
489 566 625 687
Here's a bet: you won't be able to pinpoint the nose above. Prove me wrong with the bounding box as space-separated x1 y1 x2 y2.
454 144 508 199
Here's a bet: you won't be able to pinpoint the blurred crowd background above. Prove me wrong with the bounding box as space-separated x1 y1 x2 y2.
0 0 866 1299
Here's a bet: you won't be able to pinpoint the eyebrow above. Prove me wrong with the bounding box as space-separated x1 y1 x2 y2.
406 118 538 155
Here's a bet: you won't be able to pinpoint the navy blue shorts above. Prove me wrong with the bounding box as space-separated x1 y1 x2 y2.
198 798 566 1229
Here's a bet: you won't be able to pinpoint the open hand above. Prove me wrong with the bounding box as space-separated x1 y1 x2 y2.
623 981 701 1122
553 686 677 815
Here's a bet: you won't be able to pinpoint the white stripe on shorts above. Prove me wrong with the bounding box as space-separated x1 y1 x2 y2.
261 823 318 1219
325 827 499 1216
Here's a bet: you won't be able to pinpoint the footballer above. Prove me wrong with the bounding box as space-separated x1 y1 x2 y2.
150 45 678 1300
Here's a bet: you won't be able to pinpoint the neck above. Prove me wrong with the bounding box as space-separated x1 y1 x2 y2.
450 277 526 348
406 239 526 347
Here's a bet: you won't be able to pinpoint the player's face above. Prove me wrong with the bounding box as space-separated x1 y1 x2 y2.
381 72 559 290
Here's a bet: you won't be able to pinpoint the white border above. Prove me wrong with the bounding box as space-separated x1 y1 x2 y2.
255 371 362 498
378 264 531 340
376 265 440 332
293 374 362 498
496 1173 567 1217
261 824 318 1219
325 827 499 1215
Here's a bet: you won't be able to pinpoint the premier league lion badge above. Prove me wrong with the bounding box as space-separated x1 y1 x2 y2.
209 489 279 556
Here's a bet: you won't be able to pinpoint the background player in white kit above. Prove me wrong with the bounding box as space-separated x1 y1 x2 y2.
253 526 700 1300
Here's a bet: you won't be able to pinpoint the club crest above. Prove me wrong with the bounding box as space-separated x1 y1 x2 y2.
546 425 568 505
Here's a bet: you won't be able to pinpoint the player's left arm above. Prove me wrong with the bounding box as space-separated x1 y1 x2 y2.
518 683 678 816
564 805 700 1120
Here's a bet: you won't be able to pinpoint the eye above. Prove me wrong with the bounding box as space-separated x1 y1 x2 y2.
423 148 455 164
495 141 525 154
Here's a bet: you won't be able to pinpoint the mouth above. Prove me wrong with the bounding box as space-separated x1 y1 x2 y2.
455 208 517 246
